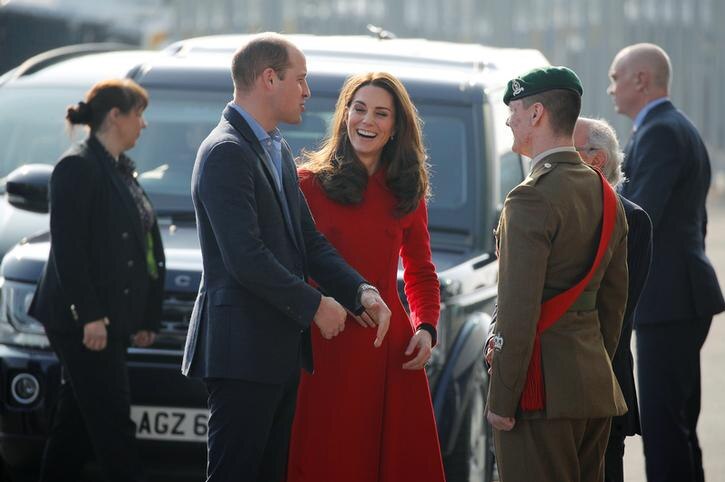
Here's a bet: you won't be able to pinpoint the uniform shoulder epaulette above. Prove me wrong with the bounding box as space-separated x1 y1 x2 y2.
528 161 559 186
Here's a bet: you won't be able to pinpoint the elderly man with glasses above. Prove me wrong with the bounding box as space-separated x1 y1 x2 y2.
574 117 653 482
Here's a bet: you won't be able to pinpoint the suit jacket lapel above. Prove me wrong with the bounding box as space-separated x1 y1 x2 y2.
280 144 304 254
223 106 302 254
223 106 279 192
621 102 673 192
88 138 146 253
622 129 637 183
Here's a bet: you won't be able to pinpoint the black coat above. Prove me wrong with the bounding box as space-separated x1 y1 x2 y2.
611 196 652 436
30 136 165 339
621 100 724 325
182 104 365 384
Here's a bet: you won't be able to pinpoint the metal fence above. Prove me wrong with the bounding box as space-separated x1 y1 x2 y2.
167 0 725 169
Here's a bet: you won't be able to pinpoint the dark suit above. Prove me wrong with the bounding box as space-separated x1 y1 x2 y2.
30 136 165 482
620 99 724 482
183 104 365 482
604 196 652 482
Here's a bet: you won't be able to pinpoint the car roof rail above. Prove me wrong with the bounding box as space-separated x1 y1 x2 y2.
1 42 137 85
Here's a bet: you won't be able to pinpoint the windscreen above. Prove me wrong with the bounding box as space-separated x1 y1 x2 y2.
0 86 86 181
0 85 477 243
131 89 476 237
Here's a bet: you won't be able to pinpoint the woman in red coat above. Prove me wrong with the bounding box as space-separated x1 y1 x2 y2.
287 72 445 482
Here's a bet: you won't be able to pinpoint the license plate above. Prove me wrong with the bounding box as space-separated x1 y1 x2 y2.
130 405 208 442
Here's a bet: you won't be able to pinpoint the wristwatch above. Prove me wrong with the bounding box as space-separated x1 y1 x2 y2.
357 283 380 298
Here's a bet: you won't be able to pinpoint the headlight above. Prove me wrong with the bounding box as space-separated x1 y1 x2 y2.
0 277 49 347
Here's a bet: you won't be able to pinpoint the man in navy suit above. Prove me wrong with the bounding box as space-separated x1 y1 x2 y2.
608 43 724 482
182 33 391 482
574 117 652 482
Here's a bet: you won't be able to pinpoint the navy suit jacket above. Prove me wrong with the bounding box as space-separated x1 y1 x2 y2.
620 100 724 325
612 196 652 436
182 105 365 383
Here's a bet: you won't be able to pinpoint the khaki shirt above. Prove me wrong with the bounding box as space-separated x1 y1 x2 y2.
488 151 629 419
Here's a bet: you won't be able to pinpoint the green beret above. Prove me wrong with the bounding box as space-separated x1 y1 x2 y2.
503 66 583 105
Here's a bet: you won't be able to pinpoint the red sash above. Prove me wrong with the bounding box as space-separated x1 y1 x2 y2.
519 169 618 412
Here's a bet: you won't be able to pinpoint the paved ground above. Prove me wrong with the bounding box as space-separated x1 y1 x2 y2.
624 193 725 482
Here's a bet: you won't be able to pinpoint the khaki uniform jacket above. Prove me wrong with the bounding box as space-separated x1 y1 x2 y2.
487 151 629 420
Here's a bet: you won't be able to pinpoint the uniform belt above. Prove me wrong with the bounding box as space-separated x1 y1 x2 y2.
542 288 597 311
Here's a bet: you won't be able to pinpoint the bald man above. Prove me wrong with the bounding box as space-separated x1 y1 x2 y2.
575 117 652 482
608 43 724 482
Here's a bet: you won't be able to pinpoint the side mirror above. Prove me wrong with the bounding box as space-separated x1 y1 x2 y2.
5 164 53 214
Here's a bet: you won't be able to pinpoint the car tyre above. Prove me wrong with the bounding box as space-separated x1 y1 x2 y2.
444 361 495 482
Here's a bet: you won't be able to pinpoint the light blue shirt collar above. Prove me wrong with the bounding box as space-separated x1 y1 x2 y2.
229 102 281 144
229 102 284 190
633 97 669 132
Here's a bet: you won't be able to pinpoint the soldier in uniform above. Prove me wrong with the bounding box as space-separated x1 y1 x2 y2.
486 67 629 482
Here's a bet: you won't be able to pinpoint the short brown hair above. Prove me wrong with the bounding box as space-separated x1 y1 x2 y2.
66 78 148 132
300 72 429 217
231 33 293 92
522 89 581 136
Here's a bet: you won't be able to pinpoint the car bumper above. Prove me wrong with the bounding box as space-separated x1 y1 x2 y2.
0 344 207 478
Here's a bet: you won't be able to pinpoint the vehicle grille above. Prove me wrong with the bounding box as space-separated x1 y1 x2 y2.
154 291 196 350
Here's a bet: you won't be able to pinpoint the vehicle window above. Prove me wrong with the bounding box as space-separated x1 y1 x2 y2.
0 84 475 237
418 108 468 209
0 86 86 183
128 91 337 211
132 90 473 221
284 110 332 157
489 88 524 204
129 90 226 211
293 104 470 212
499 151 523 202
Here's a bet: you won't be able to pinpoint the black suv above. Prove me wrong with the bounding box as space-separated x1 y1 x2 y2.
0 35 547 482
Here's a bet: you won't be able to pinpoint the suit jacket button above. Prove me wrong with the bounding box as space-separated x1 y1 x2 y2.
127 260 134 267
123 288 130 295
121 232 129 240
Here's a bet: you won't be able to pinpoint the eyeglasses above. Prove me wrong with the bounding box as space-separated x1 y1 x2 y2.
575 146 600 154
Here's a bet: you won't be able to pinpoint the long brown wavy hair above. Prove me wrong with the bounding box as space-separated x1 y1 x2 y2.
300 72 429 216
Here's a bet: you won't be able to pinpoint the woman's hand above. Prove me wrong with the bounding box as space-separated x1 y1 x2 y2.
402 329 433 370
83 318 109 351
133 330 156 348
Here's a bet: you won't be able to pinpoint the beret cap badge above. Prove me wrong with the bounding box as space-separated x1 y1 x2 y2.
503 65 583 105
511 79 524 96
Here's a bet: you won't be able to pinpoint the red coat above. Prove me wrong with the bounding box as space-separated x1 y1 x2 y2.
287 169 446 482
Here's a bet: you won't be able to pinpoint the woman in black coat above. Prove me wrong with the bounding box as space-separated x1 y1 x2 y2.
30 78 165 482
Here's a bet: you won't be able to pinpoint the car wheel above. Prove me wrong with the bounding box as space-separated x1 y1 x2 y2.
444 362 496 482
